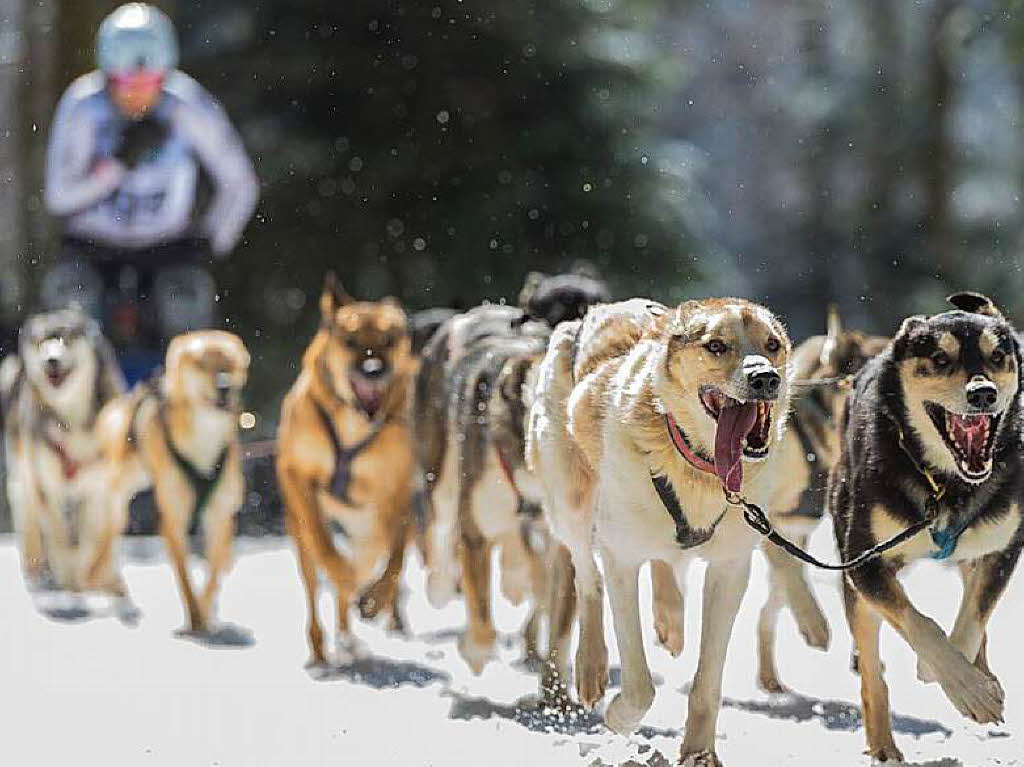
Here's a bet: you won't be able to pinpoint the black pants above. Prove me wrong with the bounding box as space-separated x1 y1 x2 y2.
55 236 210 348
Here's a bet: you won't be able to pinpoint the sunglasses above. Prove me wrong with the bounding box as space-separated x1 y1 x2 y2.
108 71 165 89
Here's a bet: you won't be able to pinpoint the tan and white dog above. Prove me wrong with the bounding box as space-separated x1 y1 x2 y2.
527 297 793 767
93 331 250 632
1 306 125 596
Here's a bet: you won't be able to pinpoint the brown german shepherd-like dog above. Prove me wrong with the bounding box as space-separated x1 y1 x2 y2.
95 330 250 631
276 274 415 665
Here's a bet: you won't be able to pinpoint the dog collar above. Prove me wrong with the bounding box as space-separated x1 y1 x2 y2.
665 413 717 478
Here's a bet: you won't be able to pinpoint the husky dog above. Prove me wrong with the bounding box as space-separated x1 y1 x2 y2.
527 297 792 766
830 292 1021 762
412 271 609 669
1 306 125 594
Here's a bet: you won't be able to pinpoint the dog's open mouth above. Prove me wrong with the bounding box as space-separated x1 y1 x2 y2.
349 373 389 418
700 386 773 493
925 402 999 482
46 368 69 388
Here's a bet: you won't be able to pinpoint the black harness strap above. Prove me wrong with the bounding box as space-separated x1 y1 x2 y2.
651 474 727 550
313 399 385 505
728 405 945 571
156 403 230 536
730 492 935 571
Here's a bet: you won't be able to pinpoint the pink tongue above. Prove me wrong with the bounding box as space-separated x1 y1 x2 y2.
715 403 758 493
352 378 383 414
953 416 985 467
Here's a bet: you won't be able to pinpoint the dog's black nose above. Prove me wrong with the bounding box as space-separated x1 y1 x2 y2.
966 379 998 409
44 357 61 373
360 357 387 378
748 368 781 398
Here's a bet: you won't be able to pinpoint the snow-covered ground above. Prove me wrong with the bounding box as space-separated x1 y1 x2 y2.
0 525 1020 767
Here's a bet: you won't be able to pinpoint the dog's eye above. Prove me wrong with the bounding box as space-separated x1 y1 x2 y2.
931 351 951 368
765 337 781 354
705 339 727 356
991 349 1006 365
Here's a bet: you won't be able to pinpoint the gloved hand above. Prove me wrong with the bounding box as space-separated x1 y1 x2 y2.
113 116 170 169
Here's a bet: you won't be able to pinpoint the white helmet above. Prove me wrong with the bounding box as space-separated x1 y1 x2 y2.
96 3 178 74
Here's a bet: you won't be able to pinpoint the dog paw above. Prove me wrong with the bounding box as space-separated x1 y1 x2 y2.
358 588 390 621
604 689 654 735
795 607 830 651
333 633 369 665
937 656 1004 724
115 599 142 627
458 633 496 675
757 670 789 695
866 742 904 763
575 649 609 710
499 565 531 606
654 608 685 658
426 571 458 609
680 749 723 767
916 657 937 685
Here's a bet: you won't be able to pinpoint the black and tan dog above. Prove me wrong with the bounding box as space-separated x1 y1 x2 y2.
1 306 125 593
528 297 792 766
276 274 415 665
95 330 250 631
831 292 1020 761
412 270 609 671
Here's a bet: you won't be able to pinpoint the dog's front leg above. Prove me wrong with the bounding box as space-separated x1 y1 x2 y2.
152 466 204 631
763 537 829 650
757 537 829 693
679 554 751 767
359 505 410 633
842 576 902 762
198 509 235 629
457 526 496 674
651 559 686 658
602 546 655 735
9 453 47 583
540 542 577 702
920 545 1023 685
159 510 203 631
849 553 1004 726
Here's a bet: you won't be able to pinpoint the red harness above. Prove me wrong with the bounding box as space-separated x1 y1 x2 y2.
495 445 522 503
665 414 717 479
44 436 81 480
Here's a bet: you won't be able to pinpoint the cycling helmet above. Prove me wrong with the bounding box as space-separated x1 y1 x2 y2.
96 4 178 74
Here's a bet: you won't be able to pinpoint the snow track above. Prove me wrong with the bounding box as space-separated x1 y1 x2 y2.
0 528 1020 766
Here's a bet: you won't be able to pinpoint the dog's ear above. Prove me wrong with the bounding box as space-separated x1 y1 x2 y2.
892 315 928 360
320 271 352 323
947 291 1002 318
517 271 547 311
819 303 842 370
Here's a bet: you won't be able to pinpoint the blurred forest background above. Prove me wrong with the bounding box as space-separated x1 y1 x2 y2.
3 0 1024 420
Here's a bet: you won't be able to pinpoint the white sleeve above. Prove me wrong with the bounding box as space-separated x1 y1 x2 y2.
44 88 121 219
175 91 258 257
